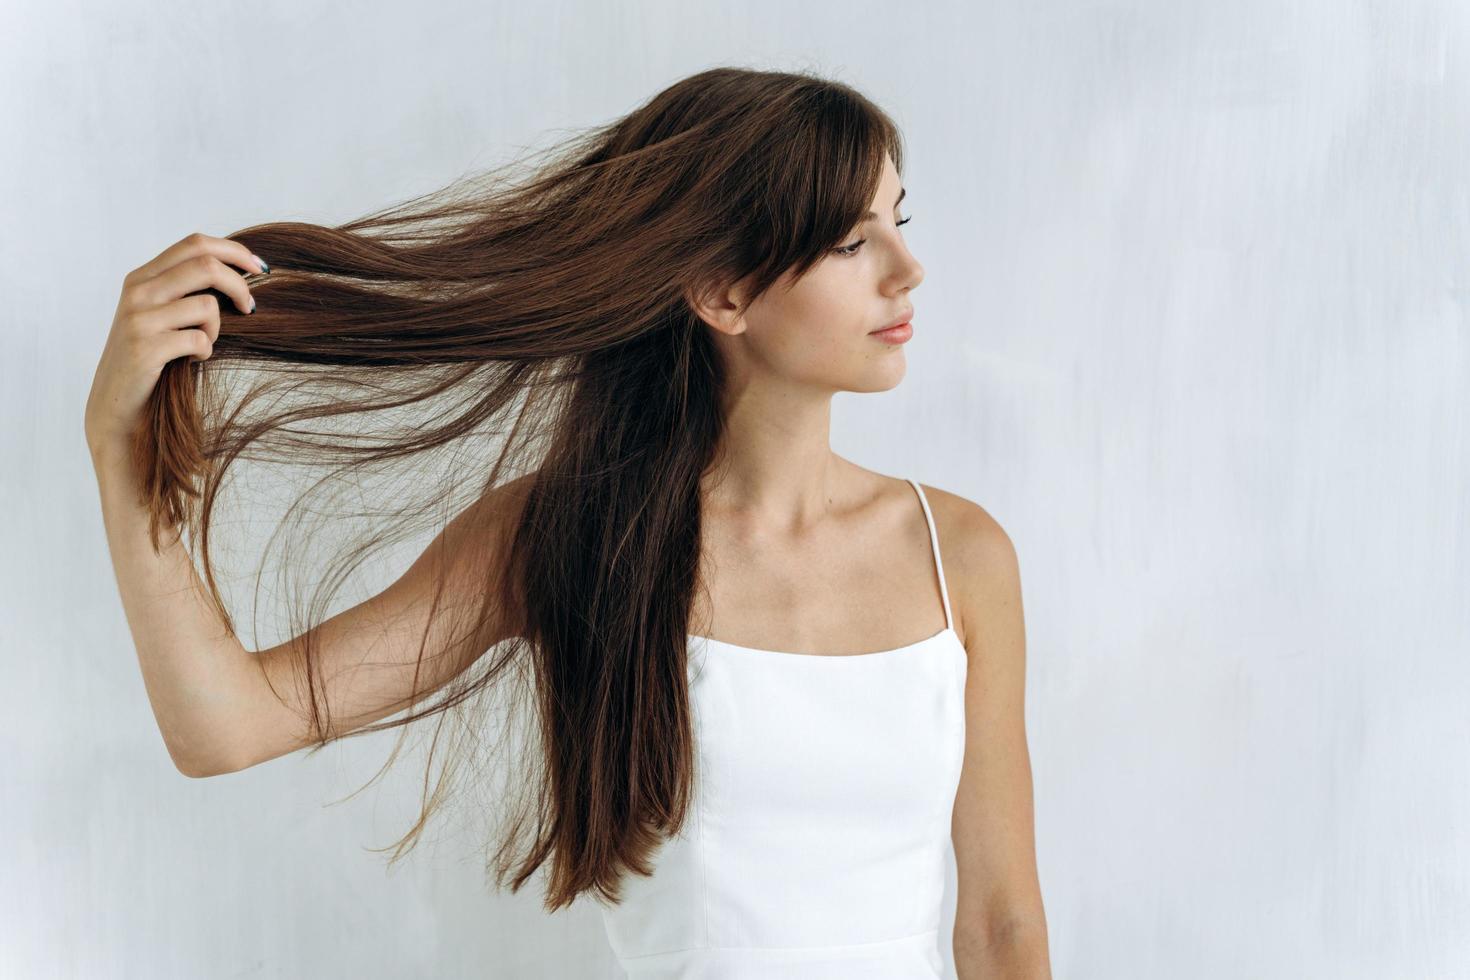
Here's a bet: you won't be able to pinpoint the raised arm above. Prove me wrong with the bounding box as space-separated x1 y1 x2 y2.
93 436 528 778
220 475 528 775
86 232 528 777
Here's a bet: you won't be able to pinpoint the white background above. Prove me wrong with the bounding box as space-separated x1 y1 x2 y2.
4 0 1467 977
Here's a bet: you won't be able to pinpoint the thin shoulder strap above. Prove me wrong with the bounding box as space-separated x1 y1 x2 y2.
906 477 954 631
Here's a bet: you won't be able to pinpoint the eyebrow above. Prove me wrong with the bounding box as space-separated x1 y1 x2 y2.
860 187 906 222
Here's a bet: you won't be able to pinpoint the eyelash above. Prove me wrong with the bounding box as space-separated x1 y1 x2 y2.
831 216 913 256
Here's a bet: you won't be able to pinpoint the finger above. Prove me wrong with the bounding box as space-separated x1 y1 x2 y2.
133 293 223 347
133 231 266 286
135 254 256 318
158 326 214 365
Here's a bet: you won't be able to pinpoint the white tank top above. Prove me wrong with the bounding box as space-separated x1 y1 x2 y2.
597 477 968 978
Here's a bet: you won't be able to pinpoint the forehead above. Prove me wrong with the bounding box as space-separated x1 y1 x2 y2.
870 155 902 199
861 157 905 219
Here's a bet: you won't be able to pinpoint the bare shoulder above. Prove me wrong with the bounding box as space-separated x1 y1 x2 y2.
911 481 1016 570
909 482 1021 651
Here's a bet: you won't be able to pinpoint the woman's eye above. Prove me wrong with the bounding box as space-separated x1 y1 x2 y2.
831 214 913 256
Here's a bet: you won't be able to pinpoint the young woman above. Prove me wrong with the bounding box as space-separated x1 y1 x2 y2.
85 67 1050 978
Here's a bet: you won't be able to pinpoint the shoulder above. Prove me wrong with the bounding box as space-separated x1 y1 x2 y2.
910 482 1021 649
859 466 1015 570
912 481 1016 570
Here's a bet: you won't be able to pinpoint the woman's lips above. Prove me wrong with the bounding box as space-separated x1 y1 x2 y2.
869 321 913 344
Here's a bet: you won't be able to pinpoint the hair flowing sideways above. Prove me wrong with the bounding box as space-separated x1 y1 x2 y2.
135 65 905 912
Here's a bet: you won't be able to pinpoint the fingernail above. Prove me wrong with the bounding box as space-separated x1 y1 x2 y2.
253 254 270 274
249 297 256 313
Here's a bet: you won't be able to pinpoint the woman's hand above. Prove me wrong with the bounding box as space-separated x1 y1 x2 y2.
84 232 265 457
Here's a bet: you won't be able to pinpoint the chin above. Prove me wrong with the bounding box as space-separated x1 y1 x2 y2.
846 363 907 394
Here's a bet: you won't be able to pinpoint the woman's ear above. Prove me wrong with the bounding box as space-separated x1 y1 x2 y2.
683 276 749 337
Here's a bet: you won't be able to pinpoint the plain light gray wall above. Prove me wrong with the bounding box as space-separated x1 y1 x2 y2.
5 0 1467 977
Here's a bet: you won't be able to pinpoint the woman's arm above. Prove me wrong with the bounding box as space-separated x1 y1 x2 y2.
85 233 530 778
222 478 528 775
937 493 1052 978
92 445 527 777
90 439 275 776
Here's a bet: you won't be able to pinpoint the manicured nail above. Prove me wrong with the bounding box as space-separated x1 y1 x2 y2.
253 254 270 274
249 297 256 313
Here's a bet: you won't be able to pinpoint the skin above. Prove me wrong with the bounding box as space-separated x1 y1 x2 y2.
685 153 1052 975
84 170 1049 970
85 234 261 453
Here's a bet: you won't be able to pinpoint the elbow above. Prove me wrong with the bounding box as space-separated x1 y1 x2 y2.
161 721 261 777
167 742 237 779
172 752 223 778
176 757 246 778
960 911 1049 947
954 915 1051 979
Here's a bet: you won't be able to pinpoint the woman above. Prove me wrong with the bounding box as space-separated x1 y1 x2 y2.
85 66 1049 978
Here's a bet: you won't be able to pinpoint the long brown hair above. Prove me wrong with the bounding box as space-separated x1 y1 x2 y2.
138 65 906 912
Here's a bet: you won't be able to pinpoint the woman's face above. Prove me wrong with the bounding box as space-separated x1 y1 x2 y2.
699 154 925 394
